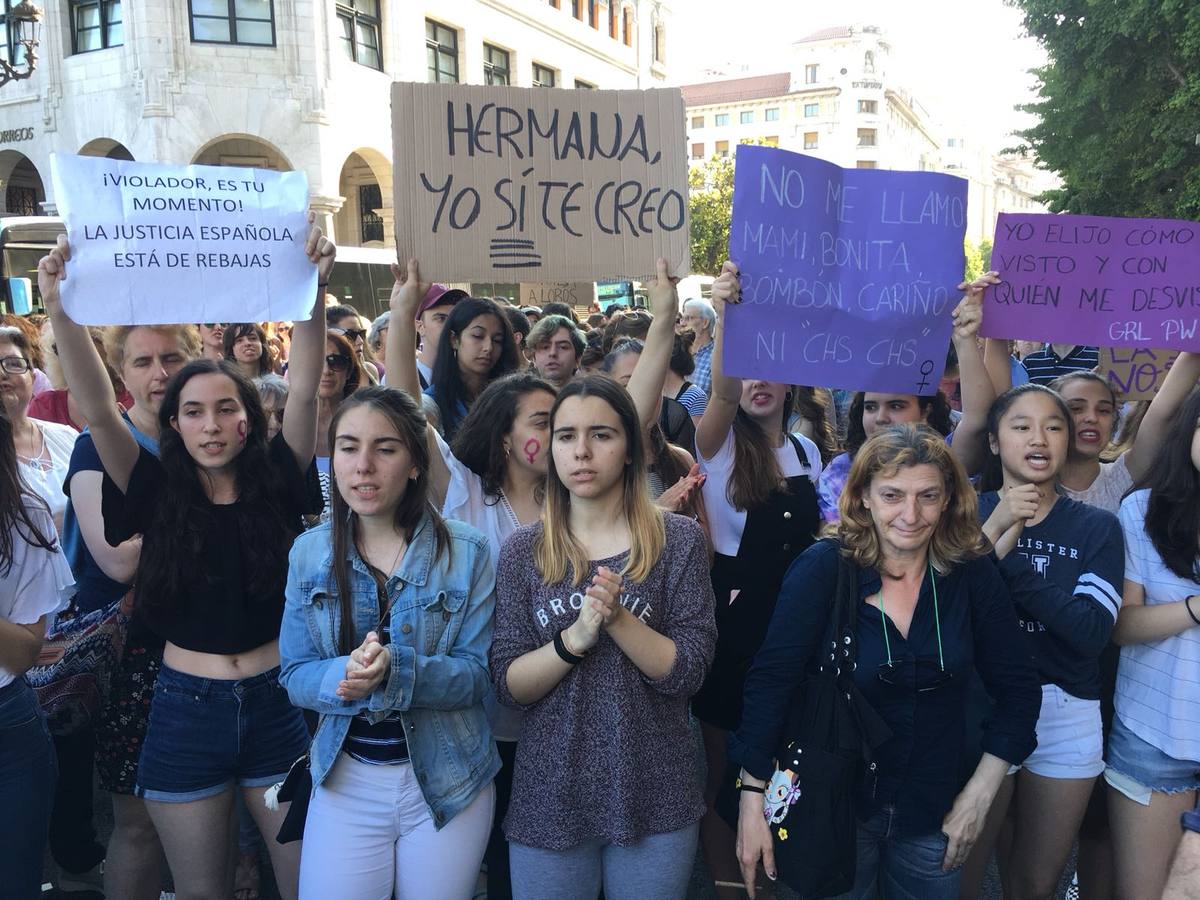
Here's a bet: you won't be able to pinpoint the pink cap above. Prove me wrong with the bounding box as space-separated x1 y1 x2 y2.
417 284 468 318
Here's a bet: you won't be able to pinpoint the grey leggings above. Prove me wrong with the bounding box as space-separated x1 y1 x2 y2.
509 822 699 900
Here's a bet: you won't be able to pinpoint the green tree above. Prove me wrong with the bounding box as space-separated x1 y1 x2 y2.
978 238 993 272
1010 0 1200 218
964 238 984 282
688 154 735 276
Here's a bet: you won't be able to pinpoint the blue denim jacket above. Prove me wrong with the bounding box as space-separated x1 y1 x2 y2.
279 513 500 829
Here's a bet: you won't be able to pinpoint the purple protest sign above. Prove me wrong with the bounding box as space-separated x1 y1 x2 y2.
723 146 968 394
982 213 1200 350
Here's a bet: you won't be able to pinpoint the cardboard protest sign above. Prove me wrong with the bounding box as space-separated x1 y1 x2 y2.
51 154 314 325
1098 346 1182 400
723 146 968 394
982 213 1200 350
391 82 689 283
520 282 595 308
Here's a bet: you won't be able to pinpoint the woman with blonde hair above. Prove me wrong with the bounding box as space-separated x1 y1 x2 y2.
490 375 716 900
731 424 1039 899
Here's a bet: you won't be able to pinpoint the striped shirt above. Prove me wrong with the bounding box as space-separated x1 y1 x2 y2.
1020 345 1099 386
1117 490 1200 762
344 588 410 765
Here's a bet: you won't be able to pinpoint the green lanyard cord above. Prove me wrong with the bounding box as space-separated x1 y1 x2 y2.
878 562 945 671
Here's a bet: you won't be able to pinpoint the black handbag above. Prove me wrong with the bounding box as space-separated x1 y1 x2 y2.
721 543 892 898
264 747 313 844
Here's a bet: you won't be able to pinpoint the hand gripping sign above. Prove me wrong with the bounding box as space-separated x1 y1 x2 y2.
51 153 315 325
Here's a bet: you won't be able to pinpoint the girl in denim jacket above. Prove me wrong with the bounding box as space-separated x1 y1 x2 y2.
280 386 499 900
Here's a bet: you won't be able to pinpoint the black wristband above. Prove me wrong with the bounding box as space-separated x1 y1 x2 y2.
553 628 586 665
736 779 765 794
1186 596 1200 627
317 281 329 288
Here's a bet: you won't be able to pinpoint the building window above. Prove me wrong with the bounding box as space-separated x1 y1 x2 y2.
71 0 123 53
6 185 36 216
804 63 818 84
425 18 458 82
588 0 599 28
653 22 665 63
483 43 510 85
691 116 704 129
714 140 729 158
533 62 556 87
609 1 617 37
763 136 779 147
714 113 729 126
359 183 383 244
336 1 382 69
857 128 877 147
804 103 819 118
856 161 877 169
803 132 818 149
765 107 780 122
190 0 274 46
738 110 753 125
549 0 559 7
572 0 583 19
858 99 878 114
575 79 595 89
691 142 704 160
622 6 632 45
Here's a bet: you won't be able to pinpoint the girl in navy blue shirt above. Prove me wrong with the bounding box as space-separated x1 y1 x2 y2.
971 384 1124 900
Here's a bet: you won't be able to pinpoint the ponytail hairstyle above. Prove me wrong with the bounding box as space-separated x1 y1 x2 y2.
536 375 664 585
727 387 796 511
978 383 1075 493
0 409 56 574
328 386 450 654
1139 387 1200 581
845 391 954 458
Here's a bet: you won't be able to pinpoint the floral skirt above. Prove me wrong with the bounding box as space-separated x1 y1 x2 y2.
95 626 163 795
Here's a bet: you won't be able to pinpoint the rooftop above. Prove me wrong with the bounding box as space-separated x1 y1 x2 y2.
678 72 793 107
794 25 854 44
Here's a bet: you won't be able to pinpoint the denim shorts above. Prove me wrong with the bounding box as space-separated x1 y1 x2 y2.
136 664 308 803
1104 713 1200 805
1016 684 1104 780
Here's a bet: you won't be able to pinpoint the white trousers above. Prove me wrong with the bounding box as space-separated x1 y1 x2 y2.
299 752 494 900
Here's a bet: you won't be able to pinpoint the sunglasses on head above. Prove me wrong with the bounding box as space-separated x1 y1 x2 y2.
330 327 366 341
324 353 352 372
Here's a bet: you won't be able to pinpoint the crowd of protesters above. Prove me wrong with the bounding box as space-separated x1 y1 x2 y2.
0 226 1196 900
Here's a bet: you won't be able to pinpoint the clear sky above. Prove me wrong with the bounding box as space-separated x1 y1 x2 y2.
668 0 1046 149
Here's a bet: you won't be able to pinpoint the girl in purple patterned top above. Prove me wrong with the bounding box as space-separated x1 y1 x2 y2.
489 375 716 900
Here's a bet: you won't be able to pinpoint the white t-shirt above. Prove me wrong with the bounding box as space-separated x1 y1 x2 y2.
19 419 78 529
1062 455 1133 517
1117 489 1200 763
698 430 822 557
0 499 75 687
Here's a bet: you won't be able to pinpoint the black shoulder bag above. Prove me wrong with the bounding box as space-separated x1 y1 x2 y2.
724 544 892 898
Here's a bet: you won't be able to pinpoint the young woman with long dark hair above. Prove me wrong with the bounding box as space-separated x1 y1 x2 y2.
815 274 998 524
312 329 367 517
490 375 716 900
39 220 334 900
969 384 1125 900
223 322 273 380
1106 387 1200 900
279 387 499 900
0 410 75 900
426 296 520 441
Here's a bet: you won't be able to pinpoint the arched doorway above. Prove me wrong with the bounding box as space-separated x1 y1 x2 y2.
0 151 45 215
192 135 292 171
334 148 392 248
78 138 135 160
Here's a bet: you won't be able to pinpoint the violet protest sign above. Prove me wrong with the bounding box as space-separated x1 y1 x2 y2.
722 146 968 394
51 154 314 326
982 213 1200 350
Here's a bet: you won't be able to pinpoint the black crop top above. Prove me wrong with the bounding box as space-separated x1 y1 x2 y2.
101 432 318 654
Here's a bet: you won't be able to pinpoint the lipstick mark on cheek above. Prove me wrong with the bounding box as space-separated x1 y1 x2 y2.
523 437 540 465
237 420 247 445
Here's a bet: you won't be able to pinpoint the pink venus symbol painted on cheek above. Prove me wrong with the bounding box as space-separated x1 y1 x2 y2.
523 437 540 465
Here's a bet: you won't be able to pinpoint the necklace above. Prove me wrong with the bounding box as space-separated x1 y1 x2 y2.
16 420 48 472
498 489 522 529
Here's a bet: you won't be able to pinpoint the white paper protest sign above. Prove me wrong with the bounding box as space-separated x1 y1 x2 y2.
51 154 315 325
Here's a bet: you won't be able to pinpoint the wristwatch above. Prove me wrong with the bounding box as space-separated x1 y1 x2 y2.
1182 804 1200 835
